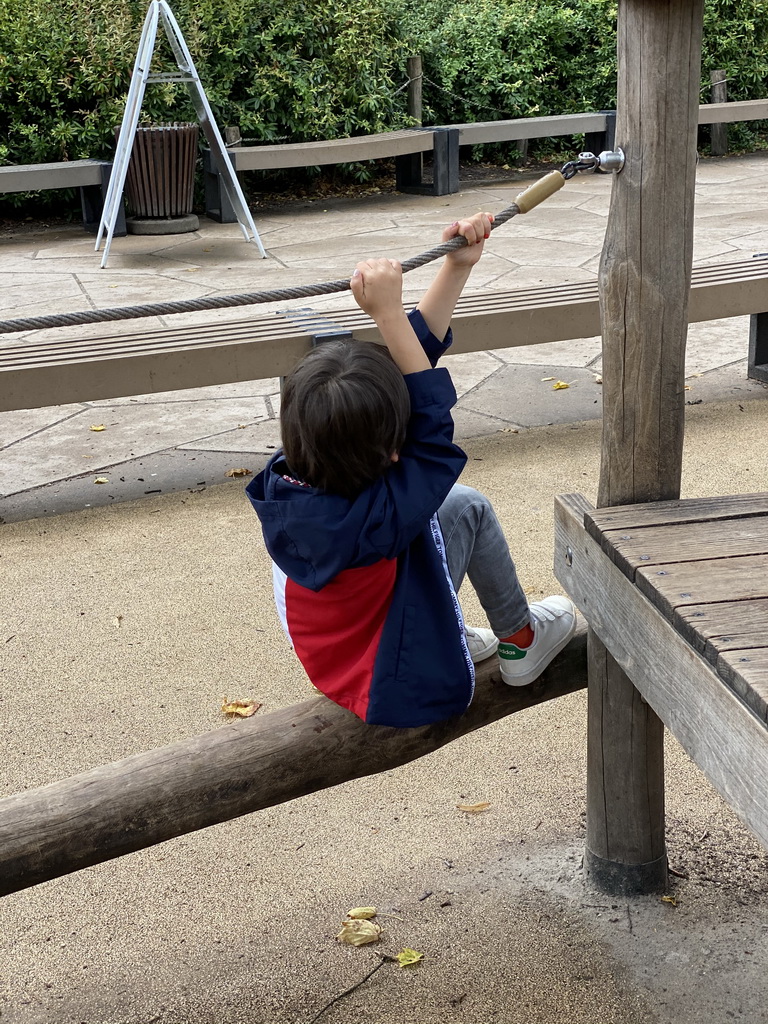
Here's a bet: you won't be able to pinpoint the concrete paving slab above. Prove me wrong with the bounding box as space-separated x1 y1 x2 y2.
484 235 601 267
0 273 85 311
0 404 86 448
176 417 282 455
0 398 270 495
483 264 598 289
74 272 220 306
684 317 753 375
460 364 604 426
87 379 281 406
493 336 603 368
724 229 768 251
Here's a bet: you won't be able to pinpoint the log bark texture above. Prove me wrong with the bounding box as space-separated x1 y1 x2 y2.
0 629 586 897
588 0 704 894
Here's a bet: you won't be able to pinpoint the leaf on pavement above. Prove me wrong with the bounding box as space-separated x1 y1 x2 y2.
456 802 491 814
396 948 424 968
221 698 261 717
336 919 382 946
347 907 377 920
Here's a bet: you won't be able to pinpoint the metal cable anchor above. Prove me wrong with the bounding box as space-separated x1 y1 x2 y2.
561 148 626 179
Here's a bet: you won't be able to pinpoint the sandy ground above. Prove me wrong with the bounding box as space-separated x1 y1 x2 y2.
2 397 768 1024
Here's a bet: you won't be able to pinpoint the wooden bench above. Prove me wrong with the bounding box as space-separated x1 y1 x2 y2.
204 99 768 220
555 491 768 852
1 256 766 412
203 126 459 219
203 114 612 219
0 159 126 235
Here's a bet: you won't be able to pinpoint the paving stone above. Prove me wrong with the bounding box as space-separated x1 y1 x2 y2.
0 399 269 495
460 364 603 428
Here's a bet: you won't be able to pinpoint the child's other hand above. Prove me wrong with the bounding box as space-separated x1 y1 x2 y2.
443 212 494 268
350 258 405 323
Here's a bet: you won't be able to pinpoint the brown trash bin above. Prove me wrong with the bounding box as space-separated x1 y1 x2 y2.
119 123 199 219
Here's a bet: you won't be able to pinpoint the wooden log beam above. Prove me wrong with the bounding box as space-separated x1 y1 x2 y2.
0 630 586 897
588 0 704 895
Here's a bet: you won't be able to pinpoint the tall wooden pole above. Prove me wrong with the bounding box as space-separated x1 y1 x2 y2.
587 0 704 893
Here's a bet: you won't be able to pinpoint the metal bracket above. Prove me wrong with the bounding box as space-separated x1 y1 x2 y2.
562 148 625 179
311 330 354 347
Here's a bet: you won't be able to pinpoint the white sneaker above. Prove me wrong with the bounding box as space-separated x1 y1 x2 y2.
499 596 577 687
465 626 499 664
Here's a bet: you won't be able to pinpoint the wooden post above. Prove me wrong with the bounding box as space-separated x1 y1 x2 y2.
587 0 704 894
710 70 728 155
407 55 423 126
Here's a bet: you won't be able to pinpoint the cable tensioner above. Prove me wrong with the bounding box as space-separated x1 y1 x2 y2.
561 148 626 179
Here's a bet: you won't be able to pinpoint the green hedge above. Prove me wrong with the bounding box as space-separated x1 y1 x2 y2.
0 0 766 212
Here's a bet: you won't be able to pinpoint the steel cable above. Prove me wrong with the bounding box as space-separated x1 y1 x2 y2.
0 203 521 335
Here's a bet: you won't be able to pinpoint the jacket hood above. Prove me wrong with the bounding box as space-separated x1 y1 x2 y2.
246 453 389 591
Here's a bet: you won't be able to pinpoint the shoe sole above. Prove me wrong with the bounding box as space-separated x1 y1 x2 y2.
471 637 500 663
500 618 577 687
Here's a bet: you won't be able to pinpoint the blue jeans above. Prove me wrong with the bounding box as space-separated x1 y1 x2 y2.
438 484 531 638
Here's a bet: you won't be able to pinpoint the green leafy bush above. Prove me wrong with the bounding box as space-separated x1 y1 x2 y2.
404 0 767 158
0 0 766 215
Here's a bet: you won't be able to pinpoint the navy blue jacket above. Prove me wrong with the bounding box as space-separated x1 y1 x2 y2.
246 310 474 726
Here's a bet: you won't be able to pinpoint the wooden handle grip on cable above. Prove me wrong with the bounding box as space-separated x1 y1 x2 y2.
514 171 566 214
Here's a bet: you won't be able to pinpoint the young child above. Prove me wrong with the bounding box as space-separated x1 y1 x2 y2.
246 212 576 727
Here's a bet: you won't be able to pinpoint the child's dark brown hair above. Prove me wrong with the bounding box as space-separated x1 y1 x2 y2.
280 340 410 500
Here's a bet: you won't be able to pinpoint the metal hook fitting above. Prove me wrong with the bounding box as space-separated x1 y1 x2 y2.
578 148 626 174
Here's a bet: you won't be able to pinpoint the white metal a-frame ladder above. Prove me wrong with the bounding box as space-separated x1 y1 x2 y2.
96 0 266 268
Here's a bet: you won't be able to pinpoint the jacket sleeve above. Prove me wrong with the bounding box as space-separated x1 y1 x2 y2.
407 308 453 367
358 365 467 560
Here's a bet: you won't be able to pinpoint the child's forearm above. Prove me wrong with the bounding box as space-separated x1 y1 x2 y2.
416 261 473 341
376 311 431 375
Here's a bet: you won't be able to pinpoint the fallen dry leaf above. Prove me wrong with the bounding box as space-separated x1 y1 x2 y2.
221 698 262 718
336 919 382 946
552 381 570 390
396 948 424 968
94 476 109 485
225 467 252 478
594 375 603 384
541 376 556 381
347 907 377 920
661 895 677 907
456 801 491 814
89 424 106 432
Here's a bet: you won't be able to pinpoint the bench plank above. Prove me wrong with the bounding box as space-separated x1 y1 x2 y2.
229 130 433 171
1 258 766 410
586 492 768 534
594 516 768 580
717 647 768 723
678 598 768 660
457 113 607 147
698 99 768 124
0 160 108 192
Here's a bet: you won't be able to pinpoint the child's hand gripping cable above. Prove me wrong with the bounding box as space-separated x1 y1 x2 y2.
348 211 494 375
349 257 430 375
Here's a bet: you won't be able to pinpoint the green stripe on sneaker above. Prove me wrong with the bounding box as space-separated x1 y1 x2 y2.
498 643 528 661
